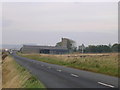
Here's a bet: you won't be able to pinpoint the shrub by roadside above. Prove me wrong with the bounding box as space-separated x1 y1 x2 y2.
2 51 8 61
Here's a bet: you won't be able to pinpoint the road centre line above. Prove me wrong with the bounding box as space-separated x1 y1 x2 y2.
57 69 62 72
98 82 114 88
71 73 79 77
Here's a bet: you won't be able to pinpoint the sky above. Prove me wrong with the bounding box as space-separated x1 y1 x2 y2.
1 0 118 47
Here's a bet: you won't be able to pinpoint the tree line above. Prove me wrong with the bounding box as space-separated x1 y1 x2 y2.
76 43 120 53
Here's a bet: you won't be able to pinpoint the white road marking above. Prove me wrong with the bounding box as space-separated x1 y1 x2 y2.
71 74 79 77
98 82 114 88
57 69 62 72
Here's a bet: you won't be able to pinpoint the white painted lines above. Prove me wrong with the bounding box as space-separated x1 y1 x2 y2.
98 82 114 88
57 69 62 72
71 73 79 78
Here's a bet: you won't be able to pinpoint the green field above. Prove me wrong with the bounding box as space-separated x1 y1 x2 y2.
19 53 119 77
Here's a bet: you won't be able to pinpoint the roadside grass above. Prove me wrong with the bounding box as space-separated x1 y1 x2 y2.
2 55 45 88
18 53 119 77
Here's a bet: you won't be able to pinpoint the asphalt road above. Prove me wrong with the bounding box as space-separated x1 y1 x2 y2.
11 53 118 88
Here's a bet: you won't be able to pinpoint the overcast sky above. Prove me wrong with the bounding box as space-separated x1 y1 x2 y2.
1 1 118 46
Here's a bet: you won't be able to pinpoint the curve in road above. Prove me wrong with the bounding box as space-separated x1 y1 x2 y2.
11 53 118 88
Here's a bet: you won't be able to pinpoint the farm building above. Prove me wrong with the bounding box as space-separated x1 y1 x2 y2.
20 45 68 54
20 38 76 54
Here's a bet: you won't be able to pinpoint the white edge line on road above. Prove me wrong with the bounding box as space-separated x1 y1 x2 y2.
98 82 114 88
57 69 62 72
71 73 79 77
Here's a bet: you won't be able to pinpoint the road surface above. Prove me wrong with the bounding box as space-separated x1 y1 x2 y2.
11 53 118 88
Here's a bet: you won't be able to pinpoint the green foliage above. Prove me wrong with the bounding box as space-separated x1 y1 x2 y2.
13 58 45 88
23 76 45 88
111 43 120 52
83 44 120 53
2 51 8 60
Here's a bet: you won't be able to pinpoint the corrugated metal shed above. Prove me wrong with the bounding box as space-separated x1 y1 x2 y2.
21 45 68 54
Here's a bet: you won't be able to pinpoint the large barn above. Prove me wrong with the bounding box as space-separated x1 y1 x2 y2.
20 45 68 54
20 38 76 54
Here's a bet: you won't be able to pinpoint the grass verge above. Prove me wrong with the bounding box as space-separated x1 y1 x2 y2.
18 53 119 77
2 55 45 88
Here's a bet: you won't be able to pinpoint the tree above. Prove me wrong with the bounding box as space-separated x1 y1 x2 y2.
97 45 111 53
85 45 98 53
84 45 111 53
78 44 85 53
111 43 120 52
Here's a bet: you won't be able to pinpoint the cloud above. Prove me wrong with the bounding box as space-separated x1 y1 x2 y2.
2 2 117 33
2 2 118 45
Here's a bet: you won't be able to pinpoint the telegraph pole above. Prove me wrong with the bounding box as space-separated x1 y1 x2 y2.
81 44 85 53
79 44 85 53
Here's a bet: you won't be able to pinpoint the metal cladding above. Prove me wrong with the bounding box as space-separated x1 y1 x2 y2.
20 38 75 54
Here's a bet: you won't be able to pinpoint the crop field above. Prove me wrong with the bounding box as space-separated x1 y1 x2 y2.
19 53 119 77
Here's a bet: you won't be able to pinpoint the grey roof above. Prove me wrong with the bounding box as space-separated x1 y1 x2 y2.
23 45 68 50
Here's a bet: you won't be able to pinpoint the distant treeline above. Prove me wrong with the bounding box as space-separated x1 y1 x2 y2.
77 43 120 53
